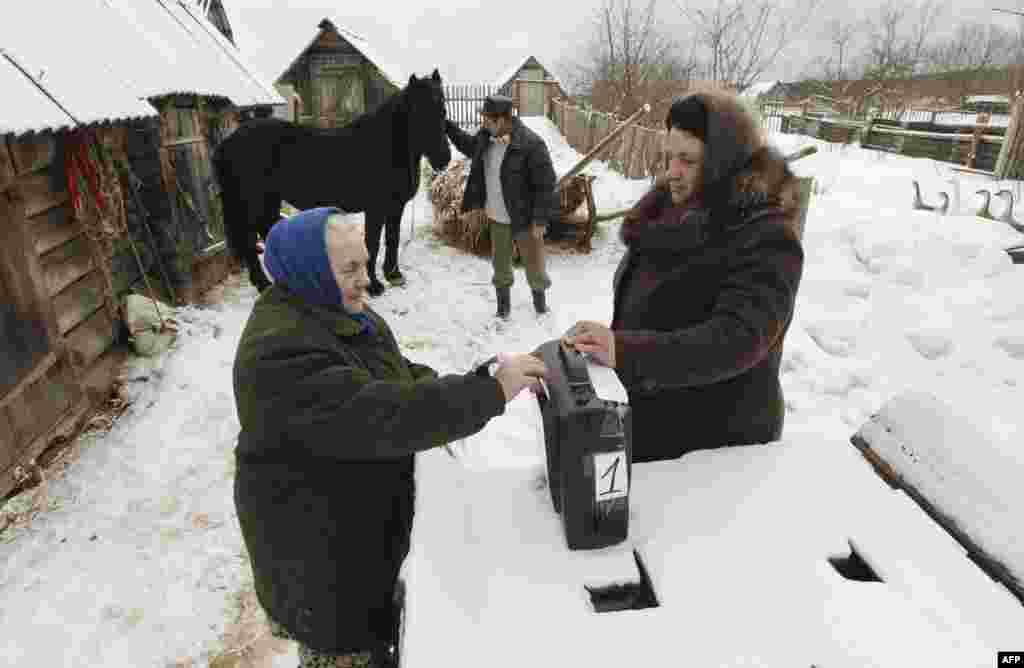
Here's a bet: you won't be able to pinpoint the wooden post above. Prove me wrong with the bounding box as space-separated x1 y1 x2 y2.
968 112 989 168
995 93 1024 180
794 176 814 241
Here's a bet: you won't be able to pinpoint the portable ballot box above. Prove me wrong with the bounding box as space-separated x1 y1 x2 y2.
533 339 632 550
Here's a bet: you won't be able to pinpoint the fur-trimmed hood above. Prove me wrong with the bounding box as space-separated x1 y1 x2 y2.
621 90 801 253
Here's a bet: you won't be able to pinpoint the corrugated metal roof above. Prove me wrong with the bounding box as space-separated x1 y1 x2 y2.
99 0 283 105
175 1 285 104
0 51 91 135
0 0 283 136
0 10 156 137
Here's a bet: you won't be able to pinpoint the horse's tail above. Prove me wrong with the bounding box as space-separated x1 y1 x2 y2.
212 138 249 262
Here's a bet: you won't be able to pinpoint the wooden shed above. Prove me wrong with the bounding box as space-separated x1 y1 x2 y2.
493 56 566 117
0 0 284 501
277 18 405 128
0 48 157 501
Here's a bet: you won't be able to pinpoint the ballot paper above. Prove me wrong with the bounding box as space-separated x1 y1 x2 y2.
584 357 629 405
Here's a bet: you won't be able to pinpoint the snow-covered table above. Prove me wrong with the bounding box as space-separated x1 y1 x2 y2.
402 422 1023 667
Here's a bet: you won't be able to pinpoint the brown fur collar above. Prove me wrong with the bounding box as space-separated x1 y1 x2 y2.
621 145 800 253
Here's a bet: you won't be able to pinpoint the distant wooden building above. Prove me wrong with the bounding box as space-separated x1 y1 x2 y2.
493 56 565 117
277 19 405 128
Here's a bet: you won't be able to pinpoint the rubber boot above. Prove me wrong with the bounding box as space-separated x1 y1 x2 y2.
496 286 511 319
532 290 548 314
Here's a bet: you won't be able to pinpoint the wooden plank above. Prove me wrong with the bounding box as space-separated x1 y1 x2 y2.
0 187 62 372
4 354 78 459
851 403 1024 606
64 305 117 371
40 236 96 297
871 125 1003 143
163 136 204 148
18 170 69 219
79 344 129 405
53 271 107 335
0 394 91 501
0 406 17 476
0 351 59 413
951 166 997 178
9 133 57 175
29 204 80 255
0 137 15 193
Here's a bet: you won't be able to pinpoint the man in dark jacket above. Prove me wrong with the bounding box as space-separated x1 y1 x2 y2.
562 90 804 462
232 207 547 667
445 95 560 318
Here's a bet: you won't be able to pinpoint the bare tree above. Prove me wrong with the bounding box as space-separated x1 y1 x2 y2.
559 0 695 114
860 0 946 79
677 0 821 93
823 17 860 82
925 22 1010 74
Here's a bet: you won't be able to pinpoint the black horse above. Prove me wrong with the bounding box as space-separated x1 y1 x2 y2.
213 69 451 293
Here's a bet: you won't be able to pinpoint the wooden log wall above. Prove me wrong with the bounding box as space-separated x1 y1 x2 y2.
0 131 127 499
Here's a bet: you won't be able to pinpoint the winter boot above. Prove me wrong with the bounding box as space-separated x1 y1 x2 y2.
496 286 511 319
532 290 548 314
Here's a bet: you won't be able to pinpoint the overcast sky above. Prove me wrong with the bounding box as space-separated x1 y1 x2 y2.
225 0 1024 89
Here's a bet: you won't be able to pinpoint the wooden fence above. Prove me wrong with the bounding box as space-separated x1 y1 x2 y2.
546 98 791 181
780 115 1005 172
548 98 663 180
444 84 509 130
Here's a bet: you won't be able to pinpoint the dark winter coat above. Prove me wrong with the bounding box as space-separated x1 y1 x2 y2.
232 285 505 653
611 92 804 462
446 117 560 238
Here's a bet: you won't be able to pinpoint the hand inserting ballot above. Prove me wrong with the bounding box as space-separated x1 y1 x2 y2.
493 352 548 402
562 321 616 368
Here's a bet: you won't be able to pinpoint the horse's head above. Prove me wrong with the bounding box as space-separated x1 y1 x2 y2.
405 69 451 172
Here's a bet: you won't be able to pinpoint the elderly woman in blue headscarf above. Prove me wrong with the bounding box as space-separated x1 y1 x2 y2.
231 207 547 667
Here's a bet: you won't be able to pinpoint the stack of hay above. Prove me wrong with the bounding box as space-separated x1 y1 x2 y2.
430 159 492 258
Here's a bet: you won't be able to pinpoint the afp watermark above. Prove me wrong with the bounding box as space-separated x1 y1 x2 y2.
999 652 1024 665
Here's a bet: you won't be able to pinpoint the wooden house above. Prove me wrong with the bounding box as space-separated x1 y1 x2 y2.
276 19 405 128
493 56 566 117
0 0 283 501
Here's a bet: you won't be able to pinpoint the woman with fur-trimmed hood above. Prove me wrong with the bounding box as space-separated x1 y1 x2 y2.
562 90 804 462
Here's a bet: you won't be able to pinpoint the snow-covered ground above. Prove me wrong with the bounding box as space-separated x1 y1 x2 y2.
1 118 1022 667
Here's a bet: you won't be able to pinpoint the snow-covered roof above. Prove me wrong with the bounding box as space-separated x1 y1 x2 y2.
176 2 286 104
492 56 563 91
743 80 782 97
1 0 282 137
276 19 405 90
0 14 156 136
96 0 283 106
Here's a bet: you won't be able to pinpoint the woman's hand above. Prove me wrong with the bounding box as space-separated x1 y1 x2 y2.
493 353 548 402
562 321 616 367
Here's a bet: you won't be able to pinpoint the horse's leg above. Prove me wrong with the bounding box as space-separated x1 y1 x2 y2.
243 192 279 292
382 207 404 284
364 209 387 296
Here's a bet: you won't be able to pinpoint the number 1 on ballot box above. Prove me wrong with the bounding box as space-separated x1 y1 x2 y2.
593 451 628 501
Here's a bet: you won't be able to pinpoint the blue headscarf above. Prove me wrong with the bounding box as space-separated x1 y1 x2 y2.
262 207 375 335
